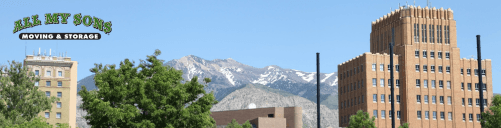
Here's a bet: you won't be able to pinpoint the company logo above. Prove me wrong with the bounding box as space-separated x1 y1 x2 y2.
13 13 112 40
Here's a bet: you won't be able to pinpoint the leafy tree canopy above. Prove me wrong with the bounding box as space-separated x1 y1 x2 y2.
78 50 218 127
481 95 501 128
0 61 59 126
348 110 376 128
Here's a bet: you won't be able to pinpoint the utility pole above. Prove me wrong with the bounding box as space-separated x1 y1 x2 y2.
317 52 321 128
476 35 484 127
390 28 396 128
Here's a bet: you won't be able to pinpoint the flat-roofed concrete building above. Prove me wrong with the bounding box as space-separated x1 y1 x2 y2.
338 6 493 128
210 107 302 128
24 50 78 128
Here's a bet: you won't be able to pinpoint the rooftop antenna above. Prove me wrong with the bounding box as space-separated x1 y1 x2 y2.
50 49 51 56
44 49 46 56
414 0 416 6
427 0 429 6
38 47 40 56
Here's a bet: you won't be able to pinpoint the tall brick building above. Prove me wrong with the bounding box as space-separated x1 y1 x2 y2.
24 49 78 128
337 6 493 128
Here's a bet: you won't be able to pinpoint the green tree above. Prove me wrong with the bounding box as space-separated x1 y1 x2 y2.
481 95 501 128
348 110 376 128
242 120 252 128
398 122 409 128
226 119 242 128
78 50 218 128
0 61 59 126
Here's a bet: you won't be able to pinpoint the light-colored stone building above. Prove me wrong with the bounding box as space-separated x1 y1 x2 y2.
338 6 493 128
24 49 77 128
210 107 302 128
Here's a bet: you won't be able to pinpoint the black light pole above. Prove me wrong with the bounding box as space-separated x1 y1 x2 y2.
390 28 396 128
477 35 485 123
317 52 321 128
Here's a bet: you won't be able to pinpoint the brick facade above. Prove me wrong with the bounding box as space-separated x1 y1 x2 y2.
338 6 493 128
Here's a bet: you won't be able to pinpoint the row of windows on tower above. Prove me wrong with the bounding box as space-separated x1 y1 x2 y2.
415 64 451 73
415 50 450 59
340 95 364 109
340 80 364 95
416 111 453 120
372 78 400 88
414 24 450 44
461 82 487 91
461 68 487 76
35 81 63 87
371 64 400 72
34 70 63 77
340 65 364 80
371 94 400 103
340 111 401 124
461 98 488 107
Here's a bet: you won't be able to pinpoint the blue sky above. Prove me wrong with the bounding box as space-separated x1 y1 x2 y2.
0 0 499 93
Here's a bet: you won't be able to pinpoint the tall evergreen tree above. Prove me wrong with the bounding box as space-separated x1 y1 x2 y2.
0 61 59 127
78 50 218 127
348 110 376 128
481 95 501 128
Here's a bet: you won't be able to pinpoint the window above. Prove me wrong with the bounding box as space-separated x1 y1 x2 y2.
415 50 420 57
437 25 442 43
430 51 435 58
46 91 50 97
396 65 399 72
446 66 450 73
397 111 401 119
441 112 445 120
468 98 472 106
430 25 434 43
373 94 377 102
35 81 39 86
381 94 385 103
381 110 386 118
397 95 401 103
396 79 400 88
380 79 384 87
447 81 451 89
484 99 488 106
57 102 61 108
422 24 427 42
477 114 481 122
416 79 421 88
469 114 473 121
462 98 465 106
433 111 437 119
56 112 61 119
483 83 487 91
389 95 392 103
425 111 430 119
445 52 450 59
388 79 392 87
417 111 422 119
417 95 421 103
58 81 62 87
468 83 472 91
439 66 443 73
424 95 429 103
461 83 464 90
57 92 62 98
268 114 274 118
438 52 442 58
416 64 420 72
463 114 466 121
475 69 479 76
432 80 436 88
423 50 427 58
389 110 393 119
475 83 479 91
46 81 51 87
461 68 464 75
440 96 444 104
414 24 419 42
362 95 364 103
45 112 50 118
431 66 435 72
467 69 471 75
424 80 428 88
448 96 452 105
58 71 62 77
374 110 378 118
423 65 428 72
380 64 384 71
35 70 39 76
372 78 377 87
476 98 480 106
372 64 376 71
482 69 486 76
46 71 51 76
439 80 444 88
432 96 436 104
